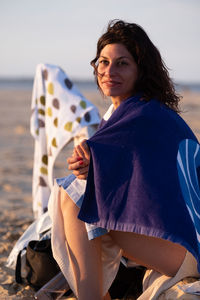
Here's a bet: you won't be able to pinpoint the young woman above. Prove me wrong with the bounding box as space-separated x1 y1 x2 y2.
54 20 200 300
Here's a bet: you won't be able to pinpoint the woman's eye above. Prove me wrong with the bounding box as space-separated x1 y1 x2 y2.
118 61 128 66
99 60 109 65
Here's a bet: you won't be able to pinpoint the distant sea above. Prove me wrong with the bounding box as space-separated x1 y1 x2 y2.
0 78 200 93
0 78 98 93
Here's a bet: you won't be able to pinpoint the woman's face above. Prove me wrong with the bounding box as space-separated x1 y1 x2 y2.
97 43 138 107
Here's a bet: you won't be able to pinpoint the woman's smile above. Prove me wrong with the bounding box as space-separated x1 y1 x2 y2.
101 79 122 87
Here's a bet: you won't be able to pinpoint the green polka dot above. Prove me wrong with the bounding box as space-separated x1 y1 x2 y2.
40 96 45 106
47 107 52 117
52 138 57 147
53 117 58 127
42 155 48 165
76 117 81 123
80 100 86 109
64 122 73 131
35 129 39 135
40 167 48 175
47 82 54 95
38 108 45 116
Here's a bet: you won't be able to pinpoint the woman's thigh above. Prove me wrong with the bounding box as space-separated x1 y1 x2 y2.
109 231 186 277
60 188 103 299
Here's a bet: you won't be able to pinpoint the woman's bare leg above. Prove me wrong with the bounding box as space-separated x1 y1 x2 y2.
60 187 104 300
60 186 186 298
109 231 187 277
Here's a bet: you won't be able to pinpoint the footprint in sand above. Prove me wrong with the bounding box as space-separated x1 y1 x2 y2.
14 125 26 135
3 184 21 193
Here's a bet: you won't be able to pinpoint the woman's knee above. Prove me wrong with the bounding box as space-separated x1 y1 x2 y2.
60 187 79 217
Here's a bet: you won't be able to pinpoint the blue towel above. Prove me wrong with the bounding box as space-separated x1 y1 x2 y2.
78 94 200 270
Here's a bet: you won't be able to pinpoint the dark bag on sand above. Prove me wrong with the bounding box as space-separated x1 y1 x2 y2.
16 239 60 290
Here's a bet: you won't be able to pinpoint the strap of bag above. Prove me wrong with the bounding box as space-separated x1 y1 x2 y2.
34 271 70 300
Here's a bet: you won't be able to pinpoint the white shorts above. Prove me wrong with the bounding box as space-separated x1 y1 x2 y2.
139 250 200 299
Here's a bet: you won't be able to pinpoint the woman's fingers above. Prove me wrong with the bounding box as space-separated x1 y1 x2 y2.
73 165 89 176
76 173 88 180
72 148 79 157
75 139 90 160
68 160 86 171
66 140 90 180
80 139 90 160
75 144 85 159
67 155 82 165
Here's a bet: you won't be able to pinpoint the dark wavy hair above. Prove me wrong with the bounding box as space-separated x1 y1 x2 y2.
91 20 181 112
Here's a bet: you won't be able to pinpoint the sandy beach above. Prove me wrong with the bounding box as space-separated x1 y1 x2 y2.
0 88 199 299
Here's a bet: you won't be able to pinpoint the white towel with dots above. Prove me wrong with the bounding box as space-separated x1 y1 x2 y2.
30 63 100 218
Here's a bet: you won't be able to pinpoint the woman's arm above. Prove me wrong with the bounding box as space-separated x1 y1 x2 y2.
67 139 90 179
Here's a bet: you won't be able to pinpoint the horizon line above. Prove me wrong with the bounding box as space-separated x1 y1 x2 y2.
0 76 199 86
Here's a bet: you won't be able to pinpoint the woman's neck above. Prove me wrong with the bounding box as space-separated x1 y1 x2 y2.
111 96 126 109
111 94 133 109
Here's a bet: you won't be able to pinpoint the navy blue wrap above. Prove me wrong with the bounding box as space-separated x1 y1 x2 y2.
78 95 200 270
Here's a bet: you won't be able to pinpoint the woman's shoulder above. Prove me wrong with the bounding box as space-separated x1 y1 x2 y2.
138 99 198 142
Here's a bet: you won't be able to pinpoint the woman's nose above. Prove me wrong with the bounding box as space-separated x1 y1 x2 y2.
104 62 116 75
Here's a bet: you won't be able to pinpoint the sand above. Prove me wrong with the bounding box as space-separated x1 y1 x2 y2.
0 88 199 299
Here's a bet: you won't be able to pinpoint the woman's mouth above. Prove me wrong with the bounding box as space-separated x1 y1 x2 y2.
102 80 121 88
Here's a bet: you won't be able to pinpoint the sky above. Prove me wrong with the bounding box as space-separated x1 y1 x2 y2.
0 0 200 83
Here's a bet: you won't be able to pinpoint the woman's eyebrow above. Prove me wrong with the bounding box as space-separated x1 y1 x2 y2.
99 55 130 60
99 55 108 59
116 56 130 60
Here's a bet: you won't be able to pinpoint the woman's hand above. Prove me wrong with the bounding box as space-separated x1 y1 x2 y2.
67 139 90 180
